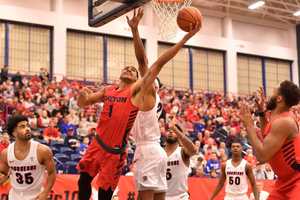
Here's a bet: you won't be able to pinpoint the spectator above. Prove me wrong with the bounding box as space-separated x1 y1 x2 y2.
264 164 276 180
254 164 266 180
38 110 50 128
244 148 257 167
43 120 63 144
77 121 89 137
0 132 10 152
205 152 221 177
11 71 23 86
65 127 79 150
59 115 76 136
79 136 89 155
0 65 8 83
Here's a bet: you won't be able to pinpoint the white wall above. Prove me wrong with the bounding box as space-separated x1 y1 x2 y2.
0 0 298 93
233 21 291 48
0 0 52 11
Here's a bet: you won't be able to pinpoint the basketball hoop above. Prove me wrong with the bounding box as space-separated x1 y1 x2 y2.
151 0 192 39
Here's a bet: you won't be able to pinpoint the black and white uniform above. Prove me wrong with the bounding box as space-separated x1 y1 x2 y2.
132 94 168 192
225 159 249 200
166 147 189 200
7 140 45 200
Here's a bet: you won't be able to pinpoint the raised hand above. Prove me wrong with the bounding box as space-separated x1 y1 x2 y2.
239 102 254 128
186 21 201 38
126 8 144 30
255 86 266 112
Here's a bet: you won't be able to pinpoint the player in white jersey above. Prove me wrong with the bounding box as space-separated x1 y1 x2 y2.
209 138 259 200
0 115 56 200
128 8 167 200
164 120 198 200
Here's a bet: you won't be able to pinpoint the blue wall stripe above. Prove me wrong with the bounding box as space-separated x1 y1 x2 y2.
103 35 108 83
223 51 227 95
4 23 9 66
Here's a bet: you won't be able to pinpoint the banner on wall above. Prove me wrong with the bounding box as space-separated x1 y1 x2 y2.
0 175 275 200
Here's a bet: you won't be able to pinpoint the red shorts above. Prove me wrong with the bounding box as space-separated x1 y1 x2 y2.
267 175 300 200
77 139 127 190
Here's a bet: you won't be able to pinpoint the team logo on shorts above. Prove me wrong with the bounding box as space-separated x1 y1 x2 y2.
143 176 147 182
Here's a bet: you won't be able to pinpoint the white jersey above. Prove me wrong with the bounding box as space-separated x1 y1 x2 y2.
131 94 161 144
7 140 45 199
225 159 248 196
166 147 189 200
132 94 167 191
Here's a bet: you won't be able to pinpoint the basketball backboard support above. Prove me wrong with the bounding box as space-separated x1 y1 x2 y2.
88 0 151 27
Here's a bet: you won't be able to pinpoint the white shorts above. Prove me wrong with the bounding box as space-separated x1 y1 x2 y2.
224 193 249 200
134 143 167 192
166 192 189 200
9 188 41 200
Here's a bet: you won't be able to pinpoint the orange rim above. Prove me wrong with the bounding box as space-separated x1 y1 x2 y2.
154 0 184 3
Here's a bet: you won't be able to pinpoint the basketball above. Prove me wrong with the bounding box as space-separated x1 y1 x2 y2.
177 7 202 32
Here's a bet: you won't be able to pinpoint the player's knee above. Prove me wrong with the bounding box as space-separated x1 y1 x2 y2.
78 172 93 187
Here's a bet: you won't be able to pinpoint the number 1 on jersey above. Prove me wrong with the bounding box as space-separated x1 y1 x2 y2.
109 105 113 118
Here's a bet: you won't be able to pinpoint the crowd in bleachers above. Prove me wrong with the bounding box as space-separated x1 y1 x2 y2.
0 69 278 180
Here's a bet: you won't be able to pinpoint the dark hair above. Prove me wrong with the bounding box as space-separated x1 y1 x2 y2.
278 80 300 107
231 137 242 146
6 115 28 136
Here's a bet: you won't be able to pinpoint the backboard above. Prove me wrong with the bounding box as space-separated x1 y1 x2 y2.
88 0 151 27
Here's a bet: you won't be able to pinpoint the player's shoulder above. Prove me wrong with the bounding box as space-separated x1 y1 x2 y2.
272 115 295 127
37 143 52 156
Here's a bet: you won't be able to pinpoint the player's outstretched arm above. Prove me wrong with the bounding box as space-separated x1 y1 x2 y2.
137 23 200 92
170 121 197 160
246 164 259 200
127 8 148 77
0 149 9 185
78 87 105 107
36 145 56 200
209 164 226 200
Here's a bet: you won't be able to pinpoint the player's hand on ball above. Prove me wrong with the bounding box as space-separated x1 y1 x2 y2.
186 21 201 38
239 102 254 128
126 8 144 29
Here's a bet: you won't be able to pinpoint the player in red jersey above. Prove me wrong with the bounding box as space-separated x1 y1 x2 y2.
240 80 300 200
76 17 201 200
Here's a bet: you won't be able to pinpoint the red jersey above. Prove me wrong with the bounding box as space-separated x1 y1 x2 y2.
263 112 300 180
96 85 138 147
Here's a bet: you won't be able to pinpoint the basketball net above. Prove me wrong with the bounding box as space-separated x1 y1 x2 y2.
151 0 192 40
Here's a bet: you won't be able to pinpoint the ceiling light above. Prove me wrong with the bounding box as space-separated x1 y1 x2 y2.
248 1 265 10
293 10 300 16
